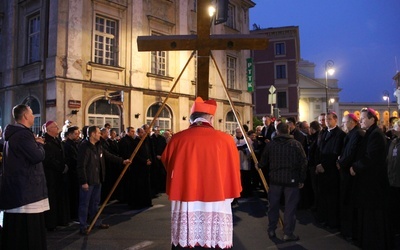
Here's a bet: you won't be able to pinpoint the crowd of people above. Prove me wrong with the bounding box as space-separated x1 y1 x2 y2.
240 110 396 249
1 103 399 249
0 105 172 248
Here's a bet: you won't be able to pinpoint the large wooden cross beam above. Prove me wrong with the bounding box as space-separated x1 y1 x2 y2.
137 0 268 99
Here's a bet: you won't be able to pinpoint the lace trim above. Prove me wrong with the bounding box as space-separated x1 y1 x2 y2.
171 210 233 249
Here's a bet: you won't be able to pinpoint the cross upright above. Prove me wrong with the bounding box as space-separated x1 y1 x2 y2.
137 0 268 100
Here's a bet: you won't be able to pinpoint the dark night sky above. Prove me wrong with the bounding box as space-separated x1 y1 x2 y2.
250 0 400 103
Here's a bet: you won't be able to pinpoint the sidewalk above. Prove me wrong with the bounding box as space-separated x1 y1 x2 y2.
3 192 398 249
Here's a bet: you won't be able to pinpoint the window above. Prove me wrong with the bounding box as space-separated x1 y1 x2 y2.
276 64 286 79
225 111 237 135
151 32 167 76
227 56 236 89
94 15 119 66
28 14 40 63
277 91 287 108
88 99 121 134
146 104 172 131
275 42 285 56
226 4 235 29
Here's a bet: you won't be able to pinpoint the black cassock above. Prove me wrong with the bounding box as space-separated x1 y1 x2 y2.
316 126 345 228
43 133 70 229
352 124 393 249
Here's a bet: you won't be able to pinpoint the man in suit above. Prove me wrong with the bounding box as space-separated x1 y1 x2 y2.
261 115 275 143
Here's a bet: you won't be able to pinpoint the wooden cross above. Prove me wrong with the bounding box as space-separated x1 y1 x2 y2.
137 0 268 99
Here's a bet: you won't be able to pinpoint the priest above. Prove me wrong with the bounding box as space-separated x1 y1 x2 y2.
161 97 242 249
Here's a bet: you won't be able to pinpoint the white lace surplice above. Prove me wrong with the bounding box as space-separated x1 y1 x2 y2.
171 199 234 249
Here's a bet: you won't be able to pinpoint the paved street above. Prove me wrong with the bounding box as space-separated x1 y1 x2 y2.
42 189 396 250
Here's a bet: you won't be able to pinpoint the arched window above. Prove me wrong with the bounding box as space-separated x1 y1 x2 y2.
23 97 41 135
146 104 172 130
88 99 121 133
225 111 237 135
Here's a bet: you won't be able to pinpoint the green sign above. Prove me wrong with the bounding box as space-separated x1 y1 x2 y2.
246 58 254 92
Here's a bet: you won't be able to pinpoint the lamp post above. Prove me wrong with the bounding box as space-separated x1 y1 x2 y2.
325 60 335 114
383 90 390 124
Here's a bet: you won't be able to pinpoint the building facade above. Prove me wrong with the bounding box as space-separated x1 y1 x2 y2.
0 0 255 135
251 26 300 119
298 59 340 122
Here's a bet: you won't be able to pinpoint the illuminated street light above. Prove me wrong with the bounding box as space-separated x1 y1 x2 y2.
208 6 216 17
383 90 390 123
328 98 335 112
325 60 335 113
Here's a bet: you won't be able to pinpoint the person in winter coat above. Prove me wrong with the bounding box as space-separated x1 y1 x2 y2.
259 122 307 242
0 104 48 249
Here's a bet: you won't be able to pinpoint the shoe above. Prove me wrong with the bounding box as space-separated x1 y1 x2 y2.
268 230 276 239
283 234 299 242
79 228 89 235
98 223 110 229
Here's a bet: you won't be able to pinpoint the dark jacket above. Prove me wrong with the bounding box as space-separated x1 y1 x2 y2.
132 136 155 166
308 131 320 170
77 139 123 186
353 124 389 209
259 134 307 186
387 136 400 187
338 126 364 171
317 126 346 170
107 138 119 156
43 133 66 186
261 124 275 141
0 123 47 210
63 138 78 175
151 134 167 157
291 128 308 153
119 135 136 160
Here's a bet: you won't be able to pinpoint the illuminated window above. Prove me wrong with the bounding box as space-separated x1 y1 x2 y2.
227 56 236 89
94 15 119 66
225 111 238 135
88 99 121 134
151 32 167 76
146 104 172 131
28 14 40 63
226 4 235 29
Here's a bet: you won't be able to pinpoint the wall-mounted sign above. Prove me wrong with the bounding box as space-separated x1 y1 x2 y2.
68 100 81 108
246 58 254 92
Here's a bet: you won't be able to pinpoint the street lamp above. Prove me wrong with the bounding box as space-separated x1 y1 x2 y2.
383 90 390 123
325 60 335 114
329 98 335 111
